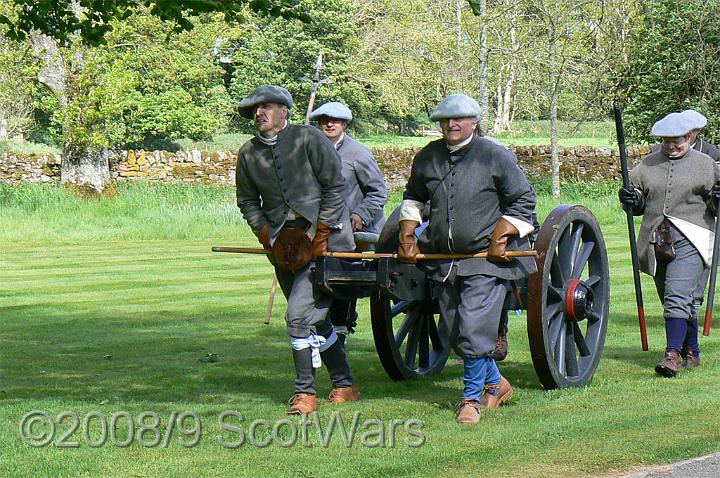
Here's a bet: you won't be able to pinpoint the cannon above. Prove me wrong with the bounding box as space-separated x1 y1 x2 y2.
311 204 610 389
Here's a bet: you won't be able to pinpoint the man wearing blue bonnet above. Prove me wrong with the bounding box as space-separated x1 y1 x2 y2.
310 101 388 347
235 85 360 414
399 93 537 424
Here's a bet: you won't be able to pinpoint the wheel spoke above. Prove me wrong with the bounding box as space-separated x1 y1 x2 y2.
427 316 445 351
394 312 417 347
564 322 579 376
390 300 413 317
548 285 564 300
549 309 565 350
550 255 565 287
569 223 585 267
573 322 591 357
557 227 573 280
404 318 421 367
585 308 601 323
585 275 602 288
418 314 430 369
555 320 567 375
571 241 595 279
546 301 563 320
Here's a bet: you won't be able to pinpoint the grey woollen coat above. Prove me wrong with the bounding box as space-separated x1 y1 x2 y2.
403 135 537 280
630 148 720 275
336 134 387 234
235 124 355 252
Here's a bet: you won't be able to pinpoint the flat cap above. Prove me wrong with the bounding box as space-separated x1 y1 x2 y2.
429 94 481 121
238 85 293 119
309 102 353 121
681 109 707 129
650 112 695 137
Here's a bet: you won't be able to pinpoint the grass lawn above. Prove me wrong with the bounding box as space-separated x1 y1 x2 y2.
1 182 719 477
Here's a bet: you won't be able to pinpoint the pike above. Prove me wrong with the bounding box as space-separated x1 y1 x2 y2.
613 101 649 351
702 183 720 336
212 246 537 260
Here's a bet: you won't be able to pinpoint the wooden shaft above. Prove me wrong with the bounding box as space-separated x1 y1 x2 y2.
325 250 537 260
703 196 720 336
614 101 648 351
211 246 536 260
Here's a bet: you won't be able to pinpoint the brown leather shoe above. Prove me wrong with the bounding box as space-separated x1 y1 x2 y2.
655 350 681 377
479 376 514 409
328 385 360 403
456 399 482 424
287 393 318 414
491 329 508 361
681 349 700 368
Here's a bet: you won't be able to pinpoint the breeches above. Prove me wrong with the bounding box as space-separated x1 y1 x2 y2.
653 228 708 320
275 262 333 337
435 269 507 358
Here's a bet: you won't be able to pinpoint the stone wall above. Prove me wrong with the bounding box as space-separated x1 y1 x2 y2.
0 144 650 188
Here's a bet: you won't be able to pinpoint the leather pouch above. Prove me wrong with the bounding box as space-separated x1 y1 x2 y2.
272 227 312 272
652 218 676 263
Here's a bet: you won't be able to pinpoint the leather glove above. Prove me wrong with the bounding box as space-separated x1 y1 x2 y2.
257 223 271 250
618 186 643 208
488 217 519 263
711 183 720 202
398 220 421 263
311 221 332 260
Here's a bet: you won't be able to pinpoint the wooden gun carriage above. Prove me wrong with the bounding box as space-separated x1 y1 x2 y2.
312 204 610 389
215 203 610 389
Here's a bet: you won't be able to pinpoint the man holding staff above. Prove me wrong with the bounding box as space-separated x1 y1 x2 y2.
619 112 720 376
235 85 359 414
310 101 388 347
398 93 537 424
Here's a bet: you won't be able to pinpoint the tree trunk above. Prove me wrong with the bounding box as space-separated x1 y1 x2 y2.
492 63 515 133
30 32 110 194
61 145 110 192
549 35 561 199
477 0 489 135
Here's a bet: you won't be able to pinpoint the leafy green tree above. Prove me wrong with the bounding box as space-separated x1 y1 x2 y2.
0 0 305 45
226 0 370 129
623 0 720 145
1 0 303 193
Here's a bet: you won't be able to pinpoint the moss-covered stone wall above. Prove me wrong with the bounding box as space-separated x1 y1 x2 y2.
1 145 649 188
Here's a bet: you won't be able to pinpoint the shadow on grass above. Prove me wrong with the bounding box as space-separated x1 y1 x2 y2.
3 303 548 407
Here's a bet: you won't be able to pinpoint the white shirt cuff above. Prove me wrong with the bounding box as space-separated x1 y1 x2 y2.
400 199 424 222
502 215 534 238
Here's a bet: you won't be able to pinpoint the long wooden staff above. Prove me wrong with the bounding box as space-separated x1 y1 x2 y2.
212 247 537 260
613 101 648 351
703 185 720 336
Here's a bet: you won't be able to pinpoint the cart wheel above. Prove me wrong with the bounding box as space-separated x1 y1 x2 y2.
370 294 450 380
527 204 610 389
370 205 450 380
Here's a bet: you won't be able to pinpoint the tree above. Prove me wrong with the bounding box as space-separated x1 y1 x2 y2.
1 0 304 193
226 0 369 130
624 0 720 145
0 33 36 140
524 0 598 198
0 0 305 46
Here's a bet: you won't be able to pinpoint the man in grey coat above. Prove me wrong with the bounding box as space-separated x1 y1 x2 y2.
399 93 537 424
650 109 720 163
235 85 360 414
310 101 388 345
620 111 720 376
